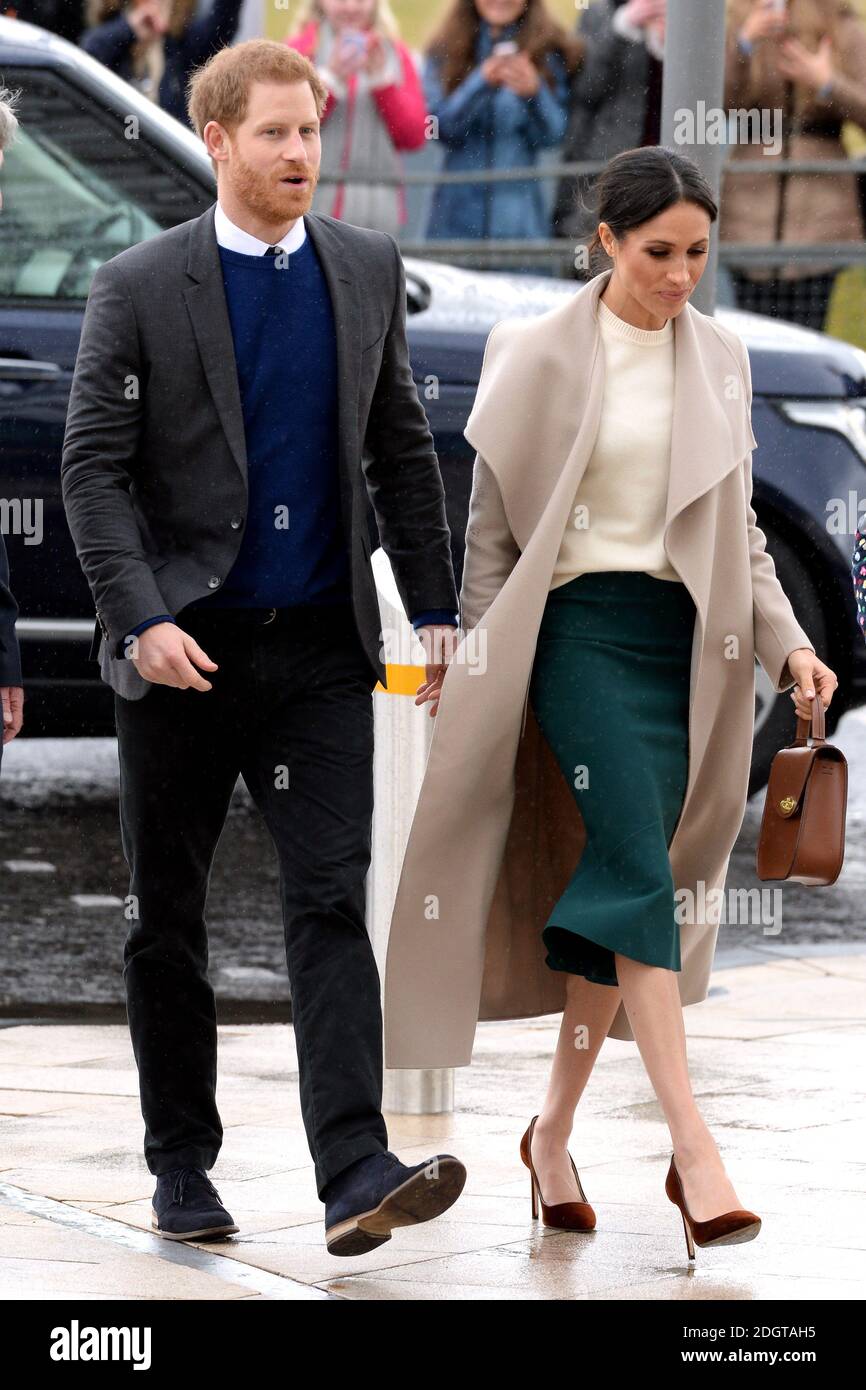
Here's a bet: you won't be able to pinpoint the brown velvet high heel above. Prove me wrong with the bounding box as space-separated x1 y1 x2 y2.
665 1154 761 1261
519 1114 596 1231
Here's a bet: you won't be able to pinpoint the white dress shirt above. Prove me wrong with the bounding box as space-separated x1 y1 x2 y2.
213 200 307 256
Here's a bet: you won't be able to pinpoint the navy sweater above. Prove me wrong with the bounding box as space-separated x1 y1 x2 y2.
186 236 352 611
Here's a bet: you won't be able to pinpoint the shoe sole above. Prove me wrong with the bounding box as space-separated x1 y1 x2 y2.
151 1209 239 1241
699 1220 762 1247
326 1156 467 1257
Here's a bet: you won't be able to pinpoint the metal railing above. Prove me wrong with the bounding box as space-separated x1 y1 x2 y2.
314 156 866 274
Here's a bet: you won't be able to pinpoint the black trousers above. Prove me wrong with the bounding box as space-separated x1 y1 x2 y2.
113 601 389 1200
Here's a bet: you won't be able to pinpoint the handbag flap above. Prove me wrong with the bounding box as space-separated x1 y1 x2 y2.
764 745 820 818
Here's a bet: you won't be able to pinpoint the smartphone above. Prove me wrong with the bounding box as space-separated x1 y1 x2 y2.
492 40 519 57
338 28 368 56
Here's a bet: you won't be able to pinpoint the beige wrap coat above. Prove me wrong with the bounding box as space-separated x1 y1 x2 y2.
383 267 816 1068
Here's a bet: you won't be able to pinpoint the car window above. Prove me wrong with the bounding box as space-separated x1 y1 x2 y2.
0 68 211 302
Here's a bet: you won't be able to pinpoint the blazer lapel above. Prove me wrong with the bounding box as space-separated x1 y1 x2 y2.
184 203 248 483
303 213 363 543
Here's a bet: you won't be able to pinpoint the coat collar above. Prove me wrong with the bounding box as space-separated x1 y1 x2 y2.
464 266 757 562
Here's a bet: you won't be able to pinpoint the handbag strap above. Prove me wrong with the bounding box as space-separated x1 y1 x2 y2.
793 692 826 745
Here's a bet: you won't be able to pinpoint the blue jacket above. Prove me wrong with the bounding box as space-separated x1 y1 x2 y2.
423 19 570 241
80 0 243 128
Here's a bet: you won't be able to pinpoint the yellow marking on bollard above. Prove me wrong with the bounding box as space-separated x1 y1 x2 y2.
377 663 427 695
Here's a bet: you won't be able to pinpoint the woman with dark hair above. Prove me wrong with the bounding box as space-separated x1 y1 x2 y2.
422 0 584 244
80 0 244 128
384 145 840 1262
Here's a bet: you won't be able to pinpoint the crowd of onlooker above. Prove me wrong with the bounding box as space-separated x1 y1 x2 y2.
3 0 866 329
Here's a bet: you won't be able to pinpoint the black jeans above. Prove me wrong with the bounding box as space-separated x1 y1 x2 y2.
113 601 388 1200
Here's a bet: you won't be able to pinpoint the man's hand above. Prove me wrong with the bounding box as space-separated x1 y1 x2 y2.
127 622 218 691
1 685 23 744
414 624 458 719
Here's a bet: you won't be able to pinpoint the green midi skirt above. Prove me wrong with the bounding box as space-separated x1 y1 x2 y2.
528 569 697 986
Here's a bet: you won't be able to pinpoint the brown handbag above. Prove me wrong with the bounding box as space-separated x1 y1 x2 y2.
756 694 847 885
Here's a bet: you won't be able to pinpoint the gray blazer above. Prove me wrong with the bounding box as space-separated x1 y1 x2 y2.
61 203 458 700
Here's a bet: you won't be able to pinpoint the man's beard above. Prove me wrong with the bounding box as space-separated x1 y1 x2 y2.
229 151 319 225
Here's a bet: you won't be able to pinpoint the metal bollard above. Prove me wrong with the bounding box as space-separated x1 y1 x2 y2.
366 546 454 1115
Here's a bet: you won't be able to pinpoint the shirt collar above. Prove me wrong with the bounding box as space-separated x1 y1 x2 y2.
214 200 307 257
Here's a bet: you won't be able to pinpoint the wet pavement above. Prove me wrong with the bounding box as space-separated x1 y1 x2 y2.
0 945 865 1300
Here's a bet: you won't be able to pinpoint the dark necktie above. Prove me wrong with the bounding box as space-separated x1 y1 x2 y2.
265 245 283 257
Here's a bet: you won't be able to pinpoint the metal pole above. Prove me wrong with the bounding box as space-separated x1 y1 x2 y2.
660 0 729 314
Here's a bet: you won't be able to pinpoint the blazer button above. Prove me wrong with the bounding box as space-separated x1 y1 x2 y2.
207 576 221 589
230 516 243 530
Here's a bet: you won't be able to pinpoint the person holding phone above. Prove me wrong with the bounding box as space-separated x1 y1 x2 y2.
422 0 584 249
552 1 667 255
285 0 427 236
721 0 866 330
80 1 245 128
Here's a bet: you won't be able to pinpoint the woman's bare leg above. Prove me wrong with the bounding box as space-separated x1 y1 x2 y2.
530 971 621 1204
614 953 744 1222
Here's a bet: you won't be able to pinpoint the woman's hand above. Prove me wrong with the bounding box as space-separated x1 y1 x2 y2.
622 0 667 28
128 0 170 44
739 0 788 46
786 648 838 721
497 52 541 99
330 32 369 80
363 31 387 80
414 624 458 719
481 55 508 86
776 34 835 92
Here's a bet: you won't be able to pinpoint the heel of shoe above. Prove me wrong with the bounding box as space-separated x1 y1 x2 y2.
530 1171 539 1221
679 1207 696 1262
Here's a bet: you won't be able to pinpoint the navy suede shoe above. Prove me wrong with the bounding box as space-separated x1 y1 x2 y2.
323 1149 467 1256
151 1166 239 1241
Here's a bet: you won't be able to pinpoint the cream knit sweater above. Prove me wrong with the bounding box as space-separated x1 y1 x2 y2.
549 294 683 588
